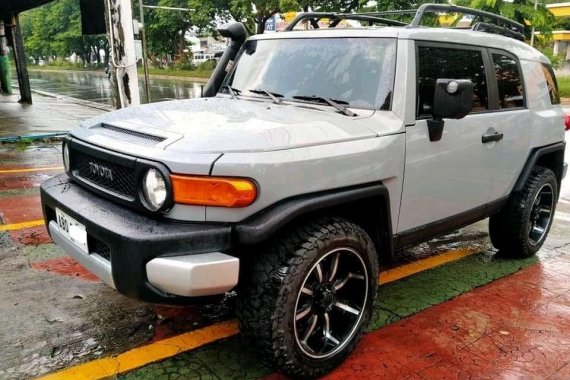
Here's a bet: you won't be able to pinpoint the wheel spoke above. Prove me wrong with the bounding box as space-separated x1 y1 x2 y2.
294 247 369 359
334 272 365 291
302 314 319 343
296 305 313 321
538 207 551 215
334 300 360 316
533 225 545 234
323 313 340 346
315 262 324 283
328 252 340 282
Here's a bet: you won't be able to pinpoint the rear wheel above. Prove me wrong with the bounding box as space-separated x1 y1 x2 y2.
489 166 557 257
236 217 378 379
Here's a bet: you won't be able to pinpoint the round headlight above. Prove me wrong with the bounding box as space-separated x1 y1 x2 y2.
143 168 167 211
63 143 70 172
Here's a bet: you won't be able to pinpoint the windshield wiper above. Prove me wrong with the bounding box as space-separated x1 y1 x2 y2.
223 85 241 99
249 89 283 104
292 95 357 117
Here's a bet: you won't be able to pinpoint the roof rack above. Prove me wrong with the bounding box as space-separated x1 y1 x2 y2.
284 3 526 42
284 11 407 30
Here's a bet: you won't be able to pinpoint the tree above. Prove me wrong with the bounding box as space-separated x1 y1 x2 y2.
232 0 281 34
144 0 194 59
19 0 106 65
454 0 557 39
189 0 280 34
280 0 365 13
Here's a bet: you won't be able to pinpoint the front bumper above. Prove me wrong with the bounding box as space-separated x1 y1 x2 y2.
41 174 235 305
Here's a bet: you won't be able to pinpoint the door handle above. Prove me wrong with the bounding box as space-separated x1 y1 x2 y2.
482 130 503 143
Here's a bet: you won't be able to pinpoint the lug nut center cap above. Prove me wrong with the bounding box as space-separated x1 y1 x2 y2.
314 284 335 312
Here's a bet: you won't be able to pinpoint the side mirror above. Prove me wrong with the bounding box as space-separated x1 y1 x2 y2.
427 79 474 142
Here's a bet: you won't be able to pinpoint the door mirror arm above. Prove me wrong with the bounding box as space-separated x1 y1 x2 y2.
428 79 474 142
427 118 445 142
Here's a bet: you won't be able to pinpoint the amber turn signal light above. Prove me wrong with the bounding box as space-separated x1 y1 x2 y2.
170 175 257 208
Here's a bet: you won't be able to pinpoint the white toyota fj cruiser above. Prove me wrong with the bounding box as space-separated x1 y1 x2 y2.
41 4 567 378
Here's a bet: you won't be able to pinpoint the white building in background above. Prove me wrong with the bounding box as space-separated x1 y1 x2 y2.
184 31 227 65
184 32 203 53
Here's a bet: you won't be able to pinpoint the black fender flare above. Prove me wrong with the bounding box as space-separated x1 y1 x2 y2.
514 142 566 194
233 182 394 260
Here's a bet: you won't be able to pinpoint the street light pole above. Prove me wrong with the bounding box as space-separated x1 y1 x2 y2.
138 0 151 103
530 0 538 47
136 3 195 103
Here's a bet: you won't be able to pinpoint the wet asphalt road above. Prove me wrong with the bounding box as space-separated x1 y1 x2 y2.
24 69 205 106
0 136 567 379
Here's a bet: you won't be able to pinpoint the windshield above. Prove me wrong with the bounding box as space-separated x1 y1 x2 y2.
224 37 396 110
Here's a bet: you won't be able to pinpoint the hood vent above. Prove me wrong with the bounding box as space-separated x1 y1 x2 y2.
94 124 167 146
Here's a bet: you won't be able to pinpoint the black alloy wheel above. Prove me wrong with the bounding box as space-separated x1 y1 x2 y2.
236 217 379 379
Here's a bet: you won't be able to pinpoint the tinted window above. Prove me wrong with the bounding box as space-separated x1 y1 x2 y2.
226 38 396 110
417 46 488 118
492 54 525 109
541 63 560 105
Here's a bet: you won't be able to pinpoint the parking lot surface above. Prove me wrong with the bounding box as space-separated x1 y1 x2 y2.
0 139 566 379
0 93 569 379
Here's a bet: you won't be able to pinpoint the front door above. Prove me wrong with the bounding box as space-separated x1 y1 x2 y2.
397 43 501 233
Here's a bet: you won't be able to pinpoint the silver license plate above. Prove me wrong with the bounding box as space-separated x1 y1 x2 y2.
55 208 88 253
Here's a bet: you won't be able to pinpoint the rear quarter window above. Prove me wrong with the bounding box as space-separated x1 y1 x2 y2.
541 63 560 105
492 53 525 109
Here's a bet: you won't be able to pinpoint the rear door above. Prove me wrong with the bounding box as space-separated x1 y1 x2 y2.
397 42 502 233
484 50 536 202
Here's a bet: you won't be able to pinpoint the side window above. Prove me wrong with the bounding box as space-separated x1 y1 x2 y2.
541 63 560 105
417 46 488 118
492 53 525 109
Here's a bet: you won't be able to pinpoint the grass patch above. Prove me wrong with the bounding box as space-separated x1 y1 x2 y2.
558 76 570 98
140 67 213 79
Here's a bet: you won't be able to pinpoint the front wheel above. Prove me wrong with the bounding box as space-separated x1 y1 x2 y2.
489 166 558 257
236 217 379 379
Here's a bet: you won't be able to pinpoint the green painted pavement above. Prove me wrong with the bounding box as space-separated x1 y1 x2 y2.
121 251 539 380
0 188 39 198
24 243 66 263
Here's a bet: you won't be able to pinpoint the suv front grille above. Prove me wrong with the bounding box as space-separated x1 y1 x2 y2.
72 151 136 200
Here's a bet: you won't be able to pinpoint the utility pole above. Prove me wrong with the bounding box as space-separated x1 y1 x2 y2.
0 20 12 95
530 0 538 47
136 3 195 104
105 0 140 108
138 0 151 103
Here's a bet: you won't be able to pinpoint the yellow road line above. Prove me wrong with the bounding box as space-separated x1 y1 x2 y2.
0 166 63 174
37 320 239 380
0 219 45 231
35 248 477 380
379 248 476 285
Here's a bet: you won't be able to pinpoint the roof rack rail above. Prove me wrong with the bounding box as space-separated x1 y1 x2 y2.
284 3 526 42
284 12 407 31
410 4 525 39
471 22 525 41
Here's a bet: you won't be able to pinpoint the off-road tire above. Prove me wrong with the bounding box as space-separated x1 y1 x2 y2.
236 217 378 379
489 166 558 257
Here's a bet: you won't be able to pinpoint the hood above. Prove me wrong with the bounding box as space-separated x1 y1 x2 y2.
72 97 379 155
